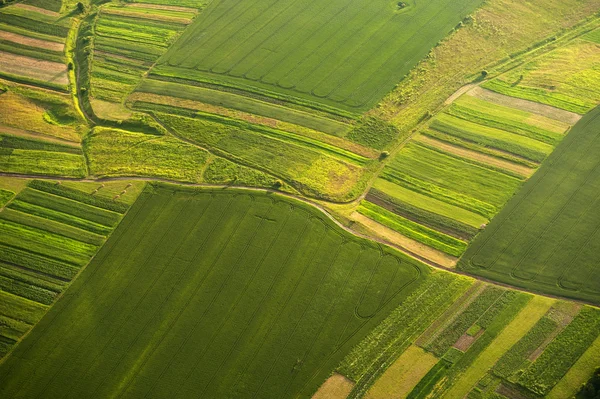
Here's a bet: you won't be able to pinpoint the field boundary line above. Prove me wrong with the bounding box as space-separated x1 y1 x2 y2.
1 173 599 307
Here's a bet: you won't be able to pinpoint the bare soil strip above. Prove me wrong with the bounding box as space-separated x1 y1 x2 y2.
0 124 81 146
127 3 197 12
0 51 68 85
0 31 64 52
351 211 458 268
416 135 535 177
454 328 485 351
312 373 354 399
13 4 60 17
467 86 582 124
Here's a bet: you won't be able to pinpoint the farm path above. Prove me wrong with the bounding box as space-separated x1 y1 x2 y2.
2 172 598 307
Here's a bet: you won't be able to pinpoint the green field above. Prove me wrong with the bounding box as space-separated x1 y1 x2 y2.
460 106 600 304
150 0 484 114
0 184 426 398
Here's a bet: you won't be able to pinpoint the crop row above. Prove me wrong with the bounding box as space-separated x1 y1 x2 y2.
430 114 550 163
447 102 563 145
29 180 129 213
357 201 467 257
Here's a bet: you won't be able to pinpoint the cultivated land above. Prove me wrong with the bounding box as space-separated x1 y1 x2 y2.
0 0 599 397
0 184 426 398
460 106 600 304
353 36 600 264
149 0 484 115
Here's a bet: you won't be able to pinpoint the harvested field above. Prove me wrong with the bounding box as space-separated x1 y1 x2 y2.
312 373 354 399
14 4 60 17
0 30 64 52
0 51 67 86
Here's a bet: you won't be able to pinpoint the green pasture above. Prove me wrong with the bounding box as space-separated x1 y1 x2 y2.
0 184 426 398
460 106 600 304
152 0 484 114
155 113 365 200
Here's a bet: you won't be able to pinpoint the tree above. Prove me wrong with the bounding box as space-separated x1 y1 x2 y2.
76 2 85 13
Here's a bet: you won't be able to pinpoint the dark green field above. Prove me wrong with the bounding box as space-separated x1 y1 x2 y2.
0 184 425 398
460 106 600 304
151 0 483 114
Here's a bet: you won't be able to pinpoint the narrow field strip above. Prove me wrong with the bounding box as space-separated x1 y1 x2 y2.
13 4 60 17
0 31 64 52
415 135 535 177
351 211 458 268
134 79 352 137
129 92 377 159
467 86 582 124
0 51 67 86
0 180 138 359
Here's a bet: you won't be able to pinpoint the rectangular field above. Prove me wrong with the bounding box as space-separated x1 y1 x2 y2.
0 184 426 398
459 106 600 304
150 0 484 114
